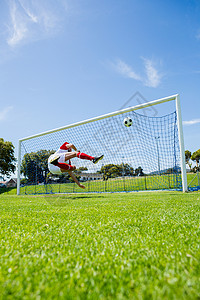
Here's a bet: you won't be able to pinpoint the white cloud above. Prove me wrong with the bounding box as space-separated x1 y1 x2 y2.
7 1 28 46
18 0 38 23
183 119 200 126
6 0 68 47
112 57 162 88
142 58 162 88
0 106 13 121
113 59 142 81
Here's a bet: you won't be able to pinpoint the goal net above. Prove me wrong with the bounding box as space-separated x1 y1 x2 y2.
17 94 187 195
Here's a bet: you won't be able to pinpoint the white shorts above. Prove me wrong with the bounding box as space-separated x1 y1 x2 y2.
48 153 66 175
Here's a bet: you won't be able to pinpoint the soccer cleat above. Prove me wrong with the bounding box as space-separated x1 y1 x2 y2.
49 155 60 165
92 155 104 164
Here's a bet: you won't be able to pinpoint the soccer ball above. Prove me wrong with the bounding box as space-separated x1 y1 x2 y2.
124 117 133 127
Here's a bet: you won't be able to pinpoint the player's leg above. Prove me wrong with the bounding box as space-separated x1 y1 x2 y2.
76 152 104 163
92 155 104 164
49 151 77 163
60 165 76 172
58 152 75 171
50 153 76 171
76 151 94 161
50 151 104 165
62 151 94 161
55 161 76 172
64 152 77 161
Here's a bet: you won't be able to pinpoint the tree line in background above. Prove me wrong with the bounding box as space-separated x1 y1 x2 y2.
0 139 145 183
19 148 199 184
0 138 16 179
21 150 54 184
1 138 200 183
20 150 145 184
185 149 200 172
99 164 144 180
19 149 145 184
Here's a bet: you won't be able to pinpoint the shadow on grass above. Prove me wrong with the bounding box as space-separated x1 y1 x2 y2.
45 194 104 200
0 187 16 195
44 194 104 207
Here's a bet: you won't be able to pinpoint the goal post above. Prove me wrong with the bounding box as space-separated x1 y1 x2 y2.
175 94 188 192
17 94 188 195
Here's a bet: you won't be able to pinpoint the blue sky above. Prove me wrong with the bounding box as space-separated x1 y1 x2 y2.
0 0 200 161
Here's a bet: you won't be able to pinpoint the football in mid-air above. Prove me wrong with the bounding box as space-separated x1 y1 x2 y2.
124 117 133 127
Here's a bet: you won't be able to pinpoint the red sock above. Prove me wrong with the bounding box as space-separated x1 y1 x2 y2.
56 162 75 171
76 152 94 161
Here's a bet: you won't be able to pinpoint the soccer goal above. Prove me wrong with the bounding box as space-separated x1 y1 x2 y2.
17 94 187 195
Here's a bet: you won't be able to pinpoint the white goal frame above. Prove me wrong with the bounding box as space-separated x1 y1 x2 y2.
17 94 188 194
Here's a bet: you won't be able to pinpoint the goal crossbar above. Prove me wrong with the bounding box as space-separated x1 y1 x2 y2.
19 94 178 142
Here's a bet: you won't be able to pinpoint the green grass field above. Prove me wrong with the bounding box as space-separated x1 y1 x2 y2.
0 191 200 299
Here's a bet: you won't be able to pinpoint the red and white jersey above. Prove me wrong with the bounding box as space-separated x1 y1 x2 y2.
55 142 72 156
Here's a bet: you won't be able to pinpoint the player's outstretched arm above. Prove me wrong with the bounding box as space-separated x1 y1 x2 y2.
68 143 77 151
67 170 85 189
